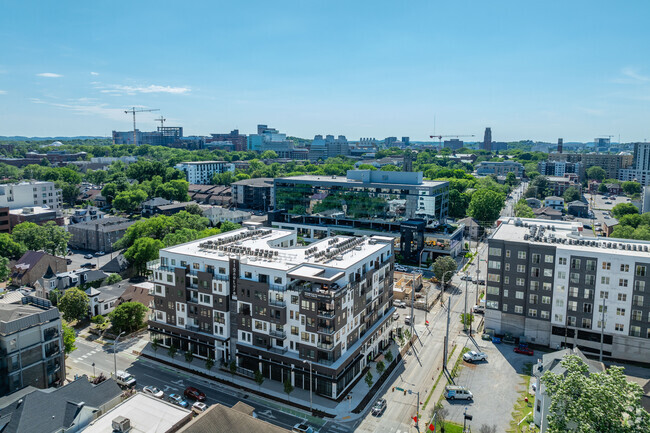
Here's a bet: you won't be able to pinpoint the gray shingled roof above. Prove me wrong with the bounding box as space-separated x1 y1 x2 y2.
177 403 291 433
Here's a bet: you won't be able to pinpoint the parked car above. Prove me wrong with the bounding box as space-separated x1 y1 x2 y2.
477 279 486 285
395 265 408 272
81 262 96 268
463 351 488 363
393 312 399 320
95 251 105 256
66 259 72 265
192 401 207 413
404 316 412 326
115 370 136 388
142 386 164 399
444 385 473 400
184 386 206 402
169 393 189 408
395 300 407 308
292 423 319 433
83 254 93 259
605 201 612 204
371 398 387 416
472 305 485 314
514 345 535 356
460 275 473 281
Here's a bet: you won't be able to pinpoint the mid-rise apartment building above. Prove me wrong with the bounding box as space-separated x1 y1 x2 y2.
537 161 581 177
549 152 633 180
148 227 395 399
475 161 524 178
308 135 350 161
0 296 65 396
175 161 234 185
232 178 274 211
485 217 650 363
0 181 62 211
618 142 650 186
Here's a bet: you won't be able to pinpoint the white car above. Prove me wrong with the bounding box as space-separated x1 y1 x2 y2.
192 401 207 413
142 386 164 399
463 351 488 363
292 423 319 433
395 265 408 272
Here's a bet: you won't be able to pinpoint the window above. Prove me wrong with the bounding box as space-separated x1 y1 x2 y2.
585 275 595 286
602 262 611 270
554 313 563 322
529 294 538 304
515 291 524 299
504 276 509 285
244 271 252 279
584 289 592 299
219 267 226 274
558 271 566 279
571 258 581 269
615 323 625 332
616 308 626 316
505 263 510 271
193 263 200 270
488 260 501 269
167 274 173 283
181 261 187 267
487 300 499 309
633 295 644 306
274 276 282 284
555 299 564 307
559 257 567 265
488 274 501 283
487 286 500 295
569 287 579 297
630 326 641 337
621 264 630 272
516 278 525 286
530 281 539 291
635 280 645 292
583 303 592 314
632 310 642 321
531 267 540 278
543 268 553 277
543 282 552 291
600 291 609 299
619 279 628 287
586 260 596 271
514 305 523 314
598 305 607 313
601 276 610 285
489 247 502 256
570 273 580 283
532 254 540 264
517 264 526 273
542 296 551 304
291 296 299 305
568 301 578 312
541 311 550 320
291 326 299 335
528 309 537 317
581 318 592 329
636 265 647 277
545 255 554 263
618 293 627 302
503 289 509 297
506 250 511 258
567 316 576 326
518 251 526 260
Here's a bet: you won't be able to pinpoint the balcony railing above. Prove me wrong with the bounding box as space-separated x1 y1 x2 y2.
317 341 334 350
44 329 59 341
317 310 335 319
268 346 288 355
270 329 287 339
269 299 286 308
269 284 286 292
317 326 335 335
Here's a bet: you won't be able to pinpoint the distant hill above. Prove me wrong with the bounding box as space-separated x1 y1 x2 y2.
0 136 107 141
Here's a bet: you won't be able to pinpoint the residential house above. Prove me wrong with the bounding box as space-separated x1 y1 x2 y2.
100 254 132 278
35 267 108 301
567 201 589 218
393 271 423 301
117 282 153 314
177 402 290 433
603 218 619 236
156 201 197 216
457 217 482 240
70 205 104 224
68 217 135 253
141 197 174 217
87 283 128 317
606 182 623 195
525 198 542 209
188 184 232 206
532 207 563 221
543 196 565 212
10 251 67 287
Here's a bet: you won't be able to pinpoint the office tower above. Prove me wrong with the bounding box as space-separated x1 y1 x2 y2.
483 128 492 152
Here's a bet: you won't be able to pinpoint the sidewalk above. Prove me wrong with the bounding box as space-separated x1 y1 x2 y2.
138 339 404 423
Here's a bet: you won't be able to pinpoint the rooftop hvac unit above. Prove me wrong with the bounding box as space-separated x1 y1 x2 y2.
112 417 131 433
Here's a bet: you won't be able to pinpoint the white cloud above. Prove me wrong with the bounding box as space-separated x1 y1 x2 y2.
30 98 127 121
94 83 190 95
36 72 63 78
0 90 6 95
90 72 99 76
613 67 650 84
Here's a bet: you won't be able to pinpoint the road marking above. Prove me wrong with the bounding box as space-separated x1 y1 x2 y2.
259 410 276 419
72 358 79 362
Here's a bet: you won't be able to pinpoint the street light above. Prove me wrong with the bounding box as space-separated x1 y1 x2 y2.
114 331 125 377
303 360 313 412
92 362 96 378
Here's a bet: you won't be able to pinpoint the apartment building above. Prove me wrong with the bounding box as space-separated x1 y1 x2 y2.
0 296 65 396
475 161 524 178
174 161 233 185
0 181 62 210
148 227 395 399
485 217 650 363
68 217 135 253
549 152 633 180
231 178 274 211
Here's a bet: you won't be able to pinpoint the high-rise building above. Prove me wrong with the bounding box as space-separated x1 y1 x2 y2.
443 139 464 151
148 227 395 399
209 129 248 152
549 153 633 181
557 138 563 154
402 137 410 147
247 125 296 158
483 127 492 152
617 143 650 185
308 135 350 161
403 150 414 172
485 217 650 363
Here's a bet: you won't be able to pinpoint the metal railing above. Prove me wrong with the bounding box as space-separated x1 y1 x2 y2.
269 299 286 308
268 346 288 355
317 326 335 335
270 329 287 339
269 284 287 292
317 341 334 350
317 310 335 319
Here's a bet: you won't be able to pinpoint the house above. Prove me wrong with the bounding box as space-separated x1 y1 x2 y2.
567 200 589 218
0 376 122 433
457 217 482 240
533 348 605 432
100 253 132 277
68 217 135 253
10 251 67 287
76 188 102 204
35 267 108 300
201 206 251 226
588 180 602 194
117 281 153 313
70 205 104 224
156 201 197 216
177 401 291 433
141 197 174 217
603 218 619 236
543 196 565 212
532 207 563 221
606 182 623 195
87 282 128 317
525 198 542 209
188 184 232 206
393 271 423 301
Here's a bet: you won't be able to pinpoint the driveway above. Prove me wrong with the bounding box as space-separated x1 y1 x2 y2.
441 340 535 432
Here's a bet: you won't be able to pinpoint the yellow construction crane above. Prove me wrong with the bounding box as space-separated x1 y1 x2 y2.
124 107 159 145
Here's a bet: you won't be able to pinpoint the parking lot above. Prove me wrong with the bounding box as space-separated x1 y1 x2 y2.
67 249 117 271
441 340 537 432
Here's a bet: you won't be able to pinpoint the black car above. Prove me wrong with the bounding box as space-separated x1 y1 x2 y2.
81 262 96 268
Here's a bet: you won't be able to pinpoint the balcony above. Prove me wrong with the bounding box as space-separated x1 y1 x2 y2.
43 329 59 342
317 310 335 319
270 329 287 339
46 362 61 374
269 299 286 308
186 324 200 332
268 346 288 355
317 341 334 350
213 274 228 281
269 284 286 292
317 326 335 335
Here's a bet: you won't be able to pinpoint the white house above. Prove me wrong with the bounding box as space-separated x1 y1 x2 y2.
543 196 565 212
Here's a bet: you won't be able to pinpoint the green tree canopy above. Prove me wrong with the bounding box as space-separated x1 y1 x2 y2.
0 233 26 259
622 181 641 196
105 273 122 285
514 199 536 218
12 221 70 256
124 238 164 275
611 202 639 219
586 166 606 181
109 302 148 334
468 189 505 226
113 189 148 213
563 187 581 203
541 355 649 432
62 321 77 354
0 257 9 282
433 256 457 285
58 288 90 322
598 183 609 194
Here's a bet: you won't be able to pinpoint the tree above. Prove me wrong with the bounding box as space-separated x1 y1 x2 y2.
167 345 177 359
622 181 641 196
124 238 164 275
505 172 518 186
598 183 609 194
0 257 9 282
611 202 639 219
11 222 44 252
460 313 474 327
260 150 278 159
433 256 457 287
254 370 265 390
184 203 203 216
156 179 190 202
468 189 505 226
526 175 550 199
586 166 606 181
151 338 160 357
62 321 76 354
385 350 394 364
49 288 61 305
219 221 241 233
205 356 215 371
109 301 148 333
515 199 536 218
283 379 294 400
57 182 80 205
12 221 70 256
376 360 385 376
58 288 90 322
563 187 581 203
184 350 194 366
105 273 122 285
364 371 374 388
541 355 650 433
0 233 26 259
113 189 148 213
229 360 237 379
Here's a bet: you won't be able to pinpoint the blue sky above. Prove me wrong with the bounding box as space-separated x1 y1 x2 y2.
1 0 649 142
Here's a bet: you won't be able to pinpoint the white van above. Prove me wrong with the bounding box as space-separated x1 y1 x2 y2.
444 385 473 400
404 316 412 325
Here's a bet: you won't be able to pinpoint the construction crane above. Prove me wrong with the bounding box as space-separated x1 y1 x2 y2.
124 107 159 145
429 134 475 146
155 115 166 129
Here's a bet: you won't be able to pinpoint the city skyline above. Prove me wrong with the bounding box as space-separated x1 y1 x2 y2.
1 1 650 141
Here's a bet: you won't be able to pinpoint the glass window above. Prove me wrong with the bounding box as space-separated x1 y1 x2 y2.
515 291 524 299
545 255 554 263
518 251 526 260
517 264 526 273
514 305 523 314
516 278 525 286
621 264 630 272
541 310 550 320
559 257 567 265
532 254 540 264
542 296 551 304
601 276 610 285
635 280 645 292
489 247 502 256
602 262 611 270
543 268 553 277
636 265 646 277
487 300 499 309
488 260 501 269
570 258 581 269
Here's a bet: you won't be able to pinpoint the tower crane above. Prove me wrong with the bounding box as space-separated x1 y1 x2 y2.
155 115 166 129
124 107 159 145
429 134 475 146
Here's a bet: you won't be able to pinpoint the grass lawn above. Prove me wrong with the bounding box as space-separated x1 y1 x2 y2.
440 421 464 433
506 362 539 433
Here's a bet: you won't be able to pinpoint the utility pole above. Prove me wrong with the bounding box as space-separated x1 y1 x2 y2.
599 297 606 362
464 273 469 333
442 270 454 370
124 107 159 145
410 277 415 340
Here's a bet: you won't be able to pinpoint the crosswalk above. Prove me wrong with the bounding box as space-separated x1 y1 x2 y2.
71 348 101 362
